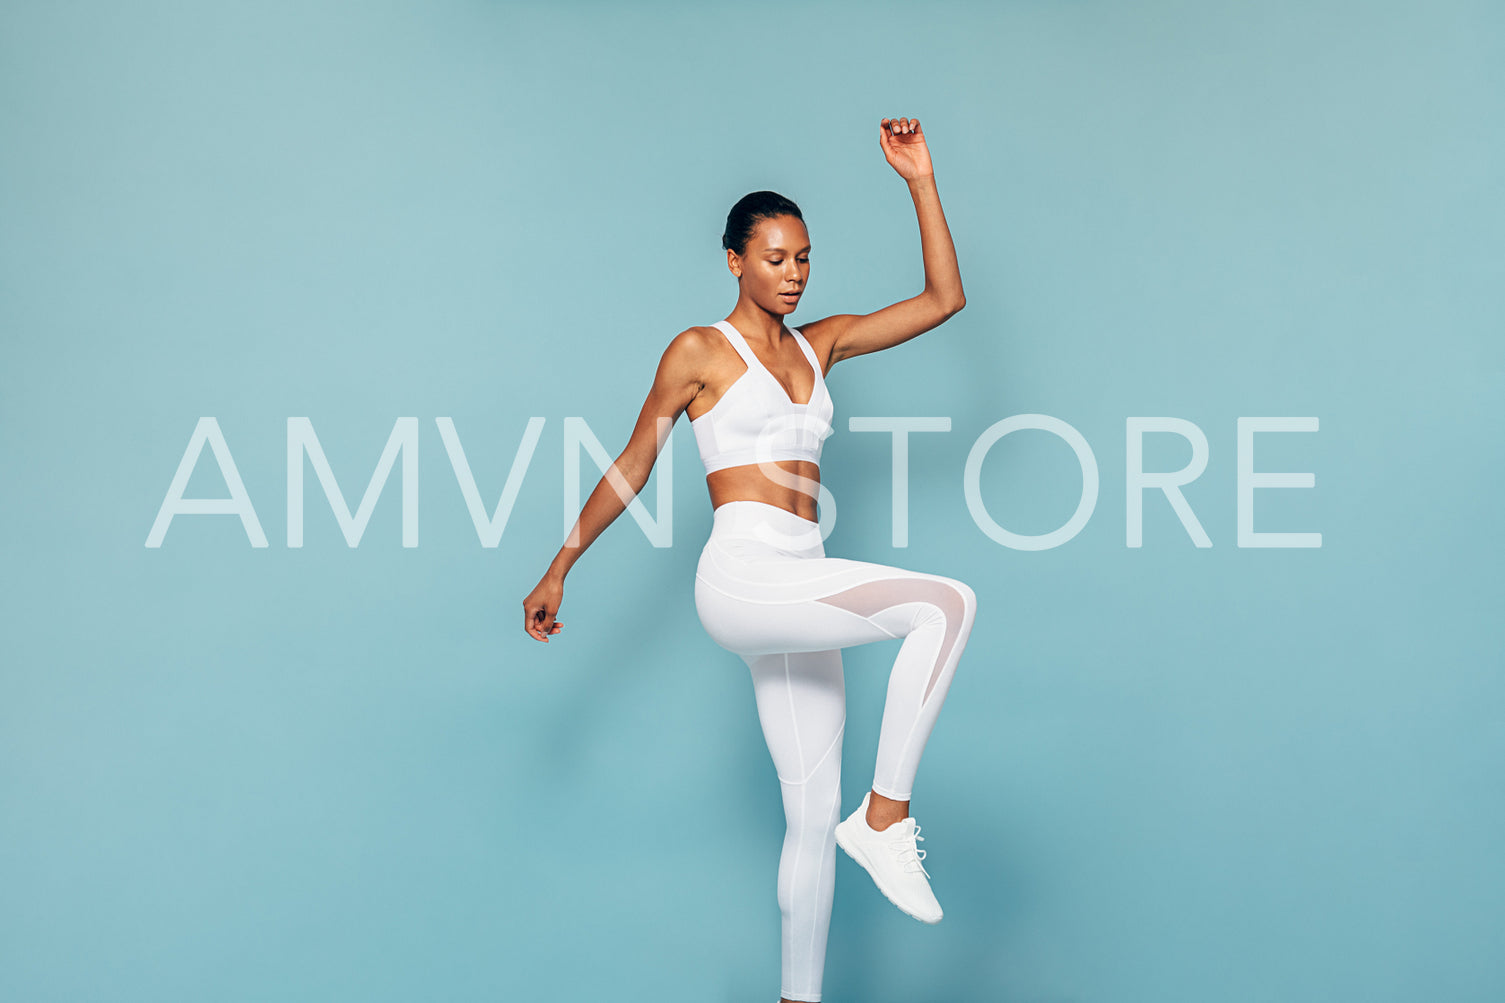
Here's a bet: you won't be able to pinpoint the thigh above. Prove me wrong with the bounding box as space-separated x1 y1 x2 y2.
744 648 845 787
696 541 968 657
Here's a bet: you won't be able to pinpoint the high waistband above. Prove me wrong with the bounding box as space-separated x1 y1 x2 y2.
709 500 824 557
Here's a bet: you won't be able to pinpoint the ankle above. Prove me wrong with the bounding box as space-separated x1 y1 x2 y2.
866 789 910 830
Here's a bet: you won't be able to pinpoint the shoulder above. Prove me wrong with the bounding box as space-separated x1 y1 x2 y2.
653 325 734 386
792 314 862 371
661 325 725 367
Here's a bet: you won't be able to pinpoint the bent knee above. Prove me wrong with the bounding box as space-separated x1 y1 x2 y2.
929 576 976 626
945 576 977 615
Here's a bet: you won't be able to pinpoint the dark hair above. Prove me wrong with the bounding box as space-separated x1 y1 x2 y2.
722 191 805 256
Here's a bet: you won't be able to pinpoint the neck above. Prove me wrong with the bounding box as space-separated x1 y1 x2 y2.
728 303 790 348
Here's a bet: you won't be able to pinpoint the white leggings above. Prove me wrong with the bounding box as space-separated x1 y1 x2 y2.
694 500 978 1003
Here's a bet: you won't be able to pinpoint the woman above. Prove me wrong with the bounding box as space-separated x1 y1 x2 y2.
522 116 976 1003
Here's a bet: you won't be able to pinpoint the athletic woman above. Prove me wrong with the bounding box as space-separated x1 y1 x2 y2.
522 116 976 1003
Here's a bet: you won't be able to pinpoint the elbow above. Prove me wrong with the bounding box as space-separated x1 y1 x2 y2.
616 454 653 492
926 286 965 317
620 440 666 489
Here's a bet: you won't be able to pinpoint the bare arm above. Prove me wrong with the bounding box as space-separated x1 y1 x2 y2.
803 117 967 370
522 329 705 641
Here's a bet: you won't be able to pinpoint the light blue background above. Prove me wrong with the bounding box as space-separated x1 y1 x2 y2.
3 2 1501 1000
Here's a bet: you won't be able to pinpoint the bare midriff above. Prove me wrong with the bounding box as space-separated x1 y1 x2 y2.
706 461 821 523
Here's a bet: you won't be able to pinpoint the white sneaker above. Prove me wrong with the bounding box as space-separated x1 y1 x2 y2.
834 790 943 924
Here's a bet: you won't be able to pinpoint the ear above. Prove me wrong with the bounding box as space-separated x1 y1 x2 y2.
726 248 742 278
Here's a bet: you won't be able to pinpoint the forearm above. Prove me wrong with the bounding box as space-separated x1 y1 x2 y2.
907 174 966 310
546 453 650 581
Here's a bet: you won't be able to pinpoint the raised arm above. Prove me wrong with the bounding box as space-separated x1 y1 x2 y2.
803 117 966 370
522 329 705 642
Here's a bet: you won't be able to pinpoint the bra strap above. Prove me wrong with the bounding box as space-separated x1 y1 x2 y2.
789 327 825 381
712 321 761 369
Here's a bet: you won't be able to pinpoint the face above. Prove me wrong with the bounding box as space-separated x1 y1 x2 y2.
728 215 810 315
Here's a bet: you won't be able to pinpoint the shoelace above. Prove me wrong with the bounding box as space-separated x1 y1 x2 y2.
890 824 931 878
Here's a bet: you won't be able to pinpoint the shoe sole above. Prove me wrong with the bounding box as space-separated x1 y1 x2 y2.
834 818 943 924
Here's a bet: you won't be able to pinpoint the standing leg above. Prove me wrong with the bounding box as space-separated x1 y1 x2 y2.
743 648 845 1003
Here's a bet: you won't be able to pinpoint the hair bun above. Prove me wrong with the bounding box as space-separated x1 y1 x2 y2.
722 191 804 257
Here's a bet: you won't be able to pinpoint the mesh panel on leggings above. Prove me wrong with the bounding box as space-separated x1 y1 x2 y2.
811 578 967 702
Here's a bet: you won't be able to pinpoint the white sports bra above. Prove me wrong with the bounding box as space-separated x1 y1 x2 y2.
691 320 835 475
